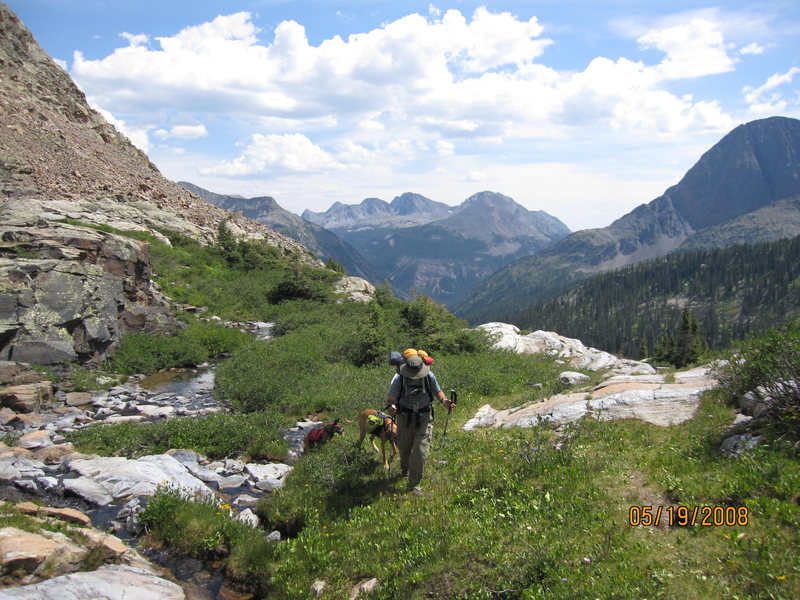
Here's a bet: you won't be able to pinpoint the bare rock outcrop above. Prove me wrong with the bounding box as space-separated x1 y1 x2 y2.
465 365 717 430
0 210 177 364
477 322 655 375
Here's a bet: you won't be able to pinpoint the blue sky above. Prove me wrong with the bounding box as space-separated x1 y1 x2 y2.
7 0 800 230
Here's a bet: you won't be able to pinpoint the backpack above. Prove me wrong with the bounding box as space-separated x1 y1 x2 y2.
397 374 435 413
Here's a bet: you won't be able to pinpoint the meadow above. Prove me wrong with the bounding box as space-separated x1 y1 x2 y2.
61 228 799 599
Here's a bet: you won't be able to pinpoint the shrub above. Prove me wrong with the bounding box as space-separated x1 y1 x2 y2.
65 411 291 459
714 324 800 439
180 321 252 356
109 331 207 375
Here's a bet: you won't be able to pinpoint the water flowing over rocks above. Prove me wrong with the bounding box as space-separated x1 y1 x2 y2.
0 500 188 599
477 322 656 375
465 364 717 430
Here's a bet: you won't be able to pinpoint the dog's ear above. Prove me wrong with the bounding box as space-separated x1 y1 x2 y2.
333 418 340 424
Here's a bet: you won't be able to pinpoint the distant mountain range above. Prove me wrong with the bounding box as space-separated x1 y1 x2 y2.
325 191 571 304
302 193 453 230
177 182 381 282
183 185 571 306
455 116 800 324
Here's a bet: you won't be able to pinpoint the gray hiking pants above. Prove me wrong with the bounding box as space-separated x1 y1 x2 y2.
397 411 433 489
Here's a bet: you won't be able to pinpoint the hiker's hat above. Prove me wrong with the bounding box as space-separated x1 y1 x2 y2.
399 354 430 379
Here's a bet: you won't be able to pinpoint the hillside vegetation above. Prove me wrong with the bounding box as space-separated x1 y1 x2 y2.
508 236 800 360
57 226 800 599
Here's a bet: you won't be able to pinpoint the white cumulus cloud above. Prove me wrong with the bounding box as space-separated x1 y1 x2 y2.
201 133 342 176
154 124 208 140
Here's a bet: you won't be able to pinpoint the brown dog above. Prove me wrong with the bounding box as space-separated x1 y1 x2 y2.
303 419 345 451
347 409 399 469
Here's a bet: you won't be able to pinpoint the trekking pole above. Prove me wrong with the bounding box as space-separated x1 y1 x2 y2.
436 389 457 450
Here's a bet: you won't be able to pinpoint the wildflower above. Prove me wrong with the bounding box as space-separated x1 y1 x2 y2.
583 557 592 563
777 576 786 580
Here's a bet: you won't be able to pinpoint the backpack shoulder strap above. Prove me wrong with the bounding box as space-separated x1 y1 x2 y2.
424 374 434 402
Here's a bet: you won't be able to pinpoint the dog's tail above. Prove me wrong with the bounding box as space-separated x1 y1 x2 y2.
343 417 357 424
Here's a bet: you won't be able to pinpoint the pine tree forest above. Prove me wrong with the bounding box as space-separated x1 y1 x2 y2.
511 236 800 360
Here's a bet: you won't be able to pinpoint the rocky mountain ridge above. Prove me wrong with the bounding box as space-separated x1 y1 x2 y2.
302 192 453 231
456 116 800 323
0 3 315 259
336 191 571 303
179 181 381 282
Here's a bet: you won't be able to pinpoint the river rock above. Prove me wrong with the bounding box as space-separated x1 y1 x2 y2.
0 406 18 424
65 392 93 407
63 477 116 506
0 459 21 481
1 564 186 600
18 430 52 450
68 454 214 501
0 382 53 413
32 442 75 464
244 462 292 483
218 475 247 490
136 404 174 419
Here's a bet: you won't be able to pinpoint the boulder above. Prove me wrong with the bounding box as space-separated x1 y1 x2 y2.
65 392 92 407
18 430 52 450
244 462 292 483
559 371 590 386
333 277 376 303
476 323 656 375
236 508 260 527
1 564 186 599
63 477 115 506
0 527 86 578
67 454 214 501
0 382 53 413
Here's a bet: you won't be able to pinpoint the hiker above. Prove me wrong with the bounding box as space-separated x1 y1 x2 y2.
385 351 454 495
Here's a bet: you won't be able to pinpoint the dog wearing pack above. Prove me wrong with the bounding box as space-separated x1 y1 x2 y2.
347 408 399 469
303 419 345 451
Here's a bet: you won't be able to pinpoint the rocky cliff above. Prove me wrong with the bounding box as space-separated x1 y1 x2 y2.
0 2 320 364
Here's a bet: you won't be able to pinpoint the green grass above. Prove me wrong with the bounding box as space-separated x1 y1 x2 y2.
61 215 799 599
137 385 800 599
65 411 291 461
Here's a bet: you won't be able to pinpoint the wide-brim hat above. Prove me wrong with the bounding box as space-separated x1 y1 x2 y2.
399 355 430 379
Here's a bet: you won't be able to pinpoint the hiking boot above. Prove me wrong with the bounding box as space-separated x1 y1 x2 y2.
408 485 423 496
